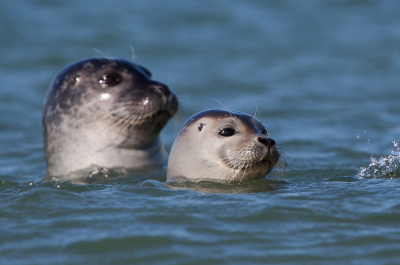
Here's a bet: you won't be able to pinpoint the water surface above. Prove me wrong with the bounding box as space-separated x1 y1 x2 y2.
1 0 400 264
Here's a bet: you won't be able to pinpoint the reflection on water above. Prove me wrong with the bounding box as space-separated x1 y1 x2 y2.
42 166 168 184
39 157 287 189
1 175 289 195
167 177 289 194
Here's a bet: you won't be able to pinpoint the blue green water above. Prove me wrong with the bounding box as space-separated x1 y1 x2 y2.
1 0 400 264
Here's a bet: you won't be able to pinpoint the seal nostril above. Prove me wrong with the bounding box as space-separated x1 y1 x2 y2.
258 137 276 147
152 83 171 96
258 137 269 147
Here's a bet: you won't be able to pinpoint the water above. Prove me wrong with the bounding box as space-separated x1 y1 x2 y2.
1 0 400 264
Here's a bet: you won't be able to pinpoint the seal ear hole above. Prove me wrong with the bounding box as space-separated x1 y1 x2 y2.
99 73 122 88
198 123 204 131
219 128 236 137
68 75 80 86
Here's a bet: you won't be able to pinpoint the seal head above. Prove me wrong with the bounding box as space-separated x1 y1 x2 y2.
43 58 178 177
167 109 279 182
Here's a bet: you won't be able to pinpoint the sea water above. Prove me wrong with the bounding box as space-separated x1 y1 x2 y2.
1 0 400 264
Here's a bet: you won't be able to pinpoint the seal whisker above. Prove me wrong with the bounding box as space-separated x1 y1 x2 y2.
226 159 245 183
93 103 143 125
270 153 287 180
239 164 249 184
127 45 137 62
253 104 259 120
211 99 236 120
229 165 244 183
220 165 234 182
91 48 111 59
99 101 164 136
101 113 132 134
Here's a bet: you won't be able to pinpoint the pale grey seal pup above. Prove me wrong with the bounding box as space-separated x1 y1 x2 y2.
43 58 178 178
167 109 279 182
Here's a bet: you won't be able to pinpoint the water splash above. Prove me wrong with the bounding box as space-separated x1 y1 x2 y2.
356 140 400 179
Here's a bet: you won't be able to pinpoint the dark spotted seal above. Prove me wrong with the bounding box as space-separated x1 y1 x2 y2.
43 58 178 178
167 109 279 182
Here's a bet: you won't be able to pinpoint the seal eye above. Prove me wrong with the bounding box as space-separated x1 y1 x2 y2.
219 128 236 137
261 129 268 135
99 73 122 88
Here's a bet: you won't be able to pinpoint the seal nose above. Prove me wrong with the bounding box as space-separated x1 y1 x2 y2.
258 137 275 147
151 83 171 96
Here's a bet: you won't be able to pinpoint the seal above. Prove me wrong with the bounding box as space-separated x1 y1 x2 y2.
167 109 279 182
43 58 178 178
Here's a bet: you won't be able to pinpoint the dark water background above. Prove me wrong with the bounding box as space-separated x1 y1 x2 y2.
1 0 400 264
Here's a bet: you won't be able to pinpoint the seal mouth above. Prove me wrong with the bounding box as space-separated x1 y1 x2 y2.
227 158 271 170
134 109 174 124
126 94 178 124
109 89 178 127
110 106 175 126
221 146 280 171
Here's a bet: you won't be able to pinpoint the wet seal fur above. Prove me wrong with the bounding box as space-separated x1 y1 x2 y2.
43 58 178 178
167 109 279 182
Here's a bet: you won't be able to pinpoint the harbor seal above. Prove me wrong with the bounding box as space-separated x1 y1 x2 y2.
167 109 279 182
43 58 178 178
